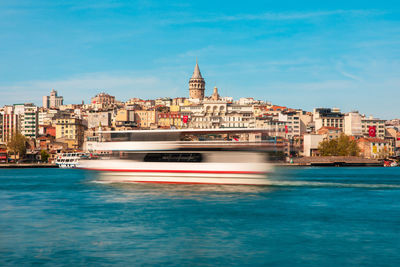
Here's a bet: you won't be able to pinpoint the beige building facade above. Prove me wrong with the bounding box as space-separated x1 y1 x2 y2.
134 110 157 129
55 117 85 149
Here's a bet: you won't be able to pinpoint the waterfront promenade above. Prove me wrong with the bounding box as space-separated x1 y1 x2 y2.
0 163 57 168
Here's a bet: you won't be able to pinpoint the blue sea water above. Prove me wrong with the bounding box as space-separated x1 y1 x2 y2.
0 167 400 266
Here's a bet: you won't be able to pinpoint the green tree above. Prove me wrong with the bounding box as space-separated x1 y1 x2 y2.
40 150 50 163
7 132 27 162
318 134 359 156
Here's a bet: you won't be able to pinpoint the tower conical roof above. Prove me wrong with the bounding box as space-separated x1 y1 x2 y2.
191 60 203 79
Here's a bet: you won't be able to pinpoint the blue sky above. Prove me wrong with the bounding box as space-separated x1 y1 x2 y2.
0 0 399 118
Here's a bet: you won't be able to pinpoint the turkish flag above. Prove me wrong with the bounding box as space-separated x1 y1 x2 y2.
285 125 288 133
182 115 188 124
368 126 376 137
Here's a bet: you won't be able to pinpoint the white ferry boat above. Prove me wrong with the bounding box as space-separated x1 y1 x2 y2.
79 129 274 185
55 152 87 168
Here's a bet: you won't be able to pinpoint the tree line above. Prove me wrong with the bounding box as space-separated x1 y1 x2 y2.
318 134 360 156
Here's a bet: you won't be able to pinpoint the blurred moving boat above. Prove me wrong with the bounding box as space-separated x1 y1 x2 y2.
79 129 273 185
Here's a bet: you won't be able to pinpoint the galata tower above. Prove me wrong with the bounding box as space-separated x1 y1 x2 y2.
189 60 205 100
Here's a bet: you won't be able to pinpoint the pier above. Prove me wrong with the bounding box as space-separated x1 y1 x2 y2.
291 156 383 167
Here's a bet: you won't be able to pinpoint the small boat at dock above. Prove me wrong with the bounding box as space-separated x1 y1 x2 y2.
55 152 88 168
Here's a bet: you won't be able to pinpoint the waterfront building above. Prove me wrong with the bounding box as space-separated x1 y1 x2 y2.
254 116 286 136
86 112 112 129
1 105 16 142
134 110 157 129
361 116 386 139
303 134 325 157
313 108 344 131
55 117 85 149
299 111 314 135
13 103 39 139
386 128 400 155
42 89 64 109
185 100 257 129
0 103 39 141
316 127 342 140
357 137 392 159
0 112 3 143
38 109 60 126
224 105 254 128
278 111 302 138
157 112 185 129
114 109 136 128
344 111 362 136
21 104 38 139
38 125 56 137
386 119 400 127
36 135 56 151
189 61 205 101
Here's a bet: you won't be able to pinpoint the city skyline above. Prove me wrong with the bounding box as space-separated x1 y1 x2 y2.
0 1 399 119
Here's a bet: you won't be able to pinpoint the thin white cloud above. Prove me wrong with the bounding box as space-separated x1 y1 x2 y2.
162 9 387 25
338 71 363 81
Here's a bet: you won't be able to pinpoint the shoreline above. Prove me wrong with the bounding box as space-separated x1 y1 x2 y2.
0 163 386 168
0 163 58 168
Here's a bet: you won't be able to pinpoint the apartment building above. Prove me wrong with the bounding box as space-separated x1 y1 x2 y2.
134 110 157 129
157 112 185 129
86 112 112 128
278 111 301 138
43 89 63 109
18 104 39 139
55 117 85 149
344 111 362 136
313 108 344 131
357 137 393 158
361 117 386 139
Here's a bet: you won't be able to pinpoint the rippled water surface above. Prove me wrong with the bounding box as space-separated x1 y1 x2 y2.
1 167 400 266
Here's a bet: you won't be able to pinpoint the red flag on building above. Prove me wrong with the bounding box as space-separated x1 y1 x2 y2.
285 125 288 133
368 126 376 137
182 115 188 124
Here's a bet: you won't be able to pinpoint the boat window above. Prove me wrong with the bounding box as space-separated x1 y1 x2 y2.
144 153 203 162
123 153 146 161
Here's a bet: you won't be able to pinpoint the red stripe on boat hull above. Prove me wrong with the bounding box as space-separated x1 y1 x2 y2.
81 168 267 175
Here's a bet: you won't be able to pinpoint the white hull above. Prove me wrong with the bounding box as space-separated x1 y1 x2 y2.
79 160 272 185
55 153 87 169
58 164 77 168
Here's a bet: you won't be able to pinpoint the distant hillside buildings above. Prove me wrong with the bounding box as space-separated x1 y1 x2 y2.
43 89 63 109
0 61 399 161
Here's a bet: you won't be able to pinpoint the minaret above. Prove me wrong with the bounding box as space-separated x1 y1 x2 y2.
189 59 205 100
